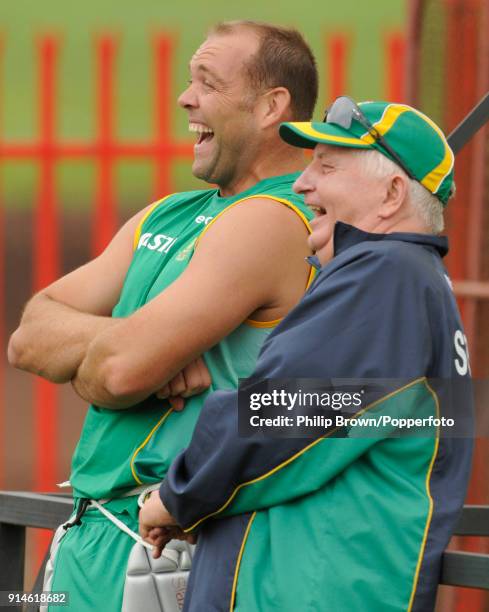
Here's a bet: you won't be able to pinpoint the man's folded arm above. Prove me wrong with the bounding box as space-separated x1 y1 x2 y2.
72 199 310 408
7 203 153 383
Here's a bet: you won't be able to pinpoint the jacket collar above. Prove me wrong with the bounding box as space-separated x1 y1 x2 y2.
307 222 449 270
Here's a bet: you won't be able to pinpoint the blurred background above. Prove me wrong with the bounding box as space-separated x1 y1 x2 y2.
1 0 488 609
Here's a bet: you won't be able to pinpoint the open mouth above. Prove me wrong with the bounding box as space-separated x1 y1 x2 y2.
189 122 214 146
308 204 327 217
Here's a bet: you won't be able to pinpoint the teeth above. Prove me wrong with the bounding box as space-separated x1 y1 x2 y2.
189 123 214 134
309 206 326 215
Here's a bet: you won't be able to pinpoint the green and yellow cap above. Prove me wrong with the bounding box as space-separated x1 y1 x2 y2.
279 100 455 205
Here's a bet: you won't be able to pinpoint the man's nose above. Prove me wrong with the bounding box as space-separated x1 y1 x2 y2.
178 84 198 110
293 167 313 194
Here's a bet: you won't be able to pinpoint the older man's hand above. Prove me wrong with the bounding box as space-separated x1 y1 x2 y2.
139 490 196 559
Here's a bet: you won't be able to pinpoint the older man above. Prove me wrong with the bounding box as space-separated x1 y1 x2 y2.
8 21 318 612
141 98 473 611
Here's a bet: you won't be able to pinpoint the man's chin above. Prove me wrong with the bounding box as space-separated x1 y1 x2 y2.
191 162 211 183
315 240 334 267
308 227 333 259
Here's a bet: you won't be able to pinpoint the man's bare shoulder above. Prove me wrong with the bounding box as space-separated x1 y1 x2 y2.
198 195 311 249
190 194 312 322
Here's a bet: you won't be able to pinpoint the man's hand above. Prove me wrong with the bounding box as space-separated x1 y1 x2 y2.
140 490 175 532
156 356 212 411
72 353 212 410
145 526 197 559
139 490 195 559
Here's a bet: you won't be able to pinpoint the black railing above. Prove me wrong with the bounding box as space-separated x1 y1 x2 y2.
0 491 72 609
0 492 487 608
439 504 489 590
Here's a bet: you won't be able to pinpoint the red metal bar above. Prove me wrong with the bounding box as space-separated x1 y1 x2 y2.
92 36 118 256
153 34 174 198
447 1 488 607
444 0 471 323
384 31 406 102
465 2 489 372
33 34 61 563
326 33 350 103
475 0 489 587
0 37 4 490
454 0 489 609
33 36 60 492
405 0 424 106
0 142 193 159
455 4 480 364
0 201 3 493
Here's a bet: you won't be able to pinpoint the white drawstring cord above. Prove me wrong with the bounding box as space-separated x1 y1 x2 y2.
57 479 163 552
88 499 154 551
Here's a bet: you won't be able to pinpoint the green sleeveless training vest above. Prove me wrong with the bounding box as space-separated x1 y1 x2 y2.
70 173 313 499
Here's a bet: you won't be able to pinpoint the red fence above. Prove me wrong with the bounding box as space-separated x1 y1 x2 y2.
407 0 489 609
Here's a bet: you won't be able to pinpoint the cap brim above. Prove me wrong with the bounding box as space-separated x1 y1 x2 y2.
279 121 374 151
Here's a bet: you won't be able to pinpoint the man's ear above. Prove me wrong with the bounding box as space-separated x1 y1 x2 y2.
257 87 292 128
378 174 409 219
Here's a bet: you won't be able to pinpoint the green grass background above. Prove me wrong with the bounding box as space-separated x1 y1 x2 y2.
1 0 405 214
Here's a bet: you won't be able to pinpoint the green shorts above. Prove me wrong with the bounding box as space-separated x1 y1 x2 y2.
48 497 140 612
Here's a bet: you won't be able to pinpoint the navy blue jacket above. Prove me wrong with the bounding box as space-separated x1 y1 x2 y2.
161 223 473 612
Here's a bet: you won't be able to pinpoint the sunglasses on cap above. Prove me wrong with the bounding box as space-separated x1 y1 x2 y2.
323 96 416 181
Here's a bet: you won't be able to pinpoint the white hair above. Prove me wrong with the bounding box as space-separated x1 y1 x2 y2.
351 149 448 234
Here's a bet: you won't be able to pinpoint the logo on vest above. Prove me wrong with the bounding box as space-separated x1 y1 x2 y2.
195 215 213 225
176 238 197 262
137 232 176 254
